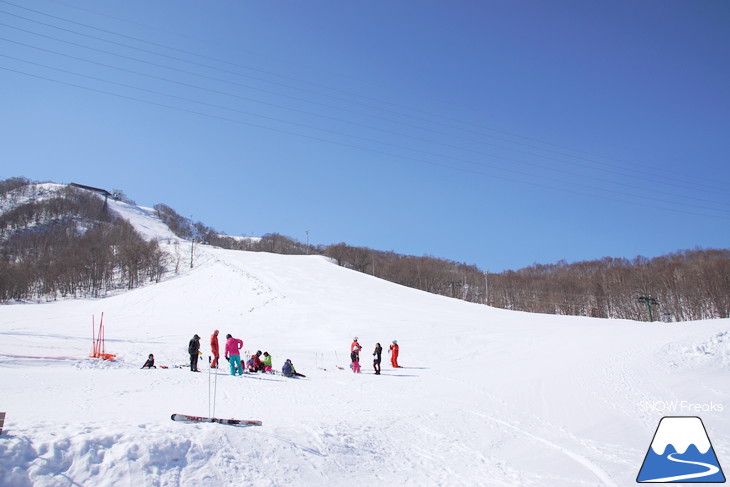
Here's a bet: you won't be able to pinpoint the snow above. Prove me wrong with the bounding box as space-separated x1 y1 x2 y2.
1 193 729 486
106 198 179 242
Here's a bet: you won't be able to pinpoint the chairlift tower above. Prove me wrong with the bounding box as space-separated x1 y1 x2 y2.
638 296 659 322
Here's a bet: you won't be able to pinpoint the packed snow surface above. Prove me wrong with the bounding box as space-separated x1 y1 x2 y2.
1 195 728 486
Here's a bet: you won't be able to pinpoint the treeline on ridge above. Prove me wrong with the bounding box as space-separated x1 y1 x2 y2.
2 178 727 321
154 202 729 322
0 179 166 301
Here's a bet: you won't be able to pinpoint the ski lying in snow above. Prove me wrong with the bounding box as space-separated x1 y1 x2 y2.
171 414 262 426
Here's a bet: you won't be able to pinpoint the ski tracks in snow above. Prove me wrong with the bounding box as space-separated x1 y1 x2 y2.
206 251 284 314
420 369 621 486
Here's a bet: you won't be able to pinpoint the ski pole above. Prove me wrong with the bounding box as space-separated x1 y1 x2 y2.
213 364 218 417
208 356 212 417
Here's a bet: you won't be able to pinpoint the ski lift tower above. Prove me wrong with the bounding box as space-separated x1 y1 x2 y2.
638 296 659 322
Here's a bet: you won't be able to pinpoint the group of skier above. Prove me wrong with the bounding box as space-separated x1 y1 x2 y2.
187 330 301 377
149 331 399 378
350 337 400 374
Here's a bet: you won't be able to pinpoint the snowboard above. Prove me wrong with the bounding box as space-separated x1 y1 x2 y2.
171 413 262 426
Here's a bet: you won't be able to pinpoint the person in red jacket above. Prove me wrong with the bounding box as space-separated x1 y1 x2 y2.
389 340 400 368
210 330 220 368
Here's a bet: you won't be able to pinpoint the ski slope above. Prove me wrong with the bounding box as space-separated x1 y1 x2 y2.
1 195 728 486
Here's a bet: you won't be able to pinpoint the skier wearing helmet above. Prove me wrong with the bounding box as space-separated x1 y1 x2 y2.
389 340 400 368
350 337 362 373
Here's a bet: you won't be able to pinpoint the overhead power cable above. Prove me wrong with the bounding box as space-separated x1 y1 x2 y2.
3 62 729 224
1 2 727 221
1 0 728 195
2 32 728 214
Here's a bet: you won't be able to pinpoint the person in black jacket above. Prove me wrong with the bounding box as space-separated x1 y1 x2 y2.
188 334 201 372
141 353 156 369
373 343 382 375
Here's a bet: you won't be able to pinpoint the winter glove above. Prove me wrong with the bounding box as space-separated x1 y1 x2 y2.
226 356 230 362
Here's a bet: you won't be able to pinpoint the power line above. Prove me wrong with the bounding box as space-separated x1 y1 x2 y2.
1 4 727 220
3 62 729 224
1 1 728 195
2 31 727 214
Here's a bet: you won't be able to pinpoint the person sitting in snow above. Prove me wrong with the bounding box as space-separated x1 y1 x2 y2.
247 353 263 373
141 354 156 369
262 351 273 373
252 351 264 372
282 359 305 378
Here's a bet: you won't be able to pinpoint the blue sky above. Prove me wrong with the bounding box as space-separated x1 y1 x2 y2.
1 0 728 272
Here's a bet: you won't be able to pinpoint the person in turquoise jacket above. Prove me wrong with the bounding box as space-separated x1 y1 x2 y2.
224 334 244 376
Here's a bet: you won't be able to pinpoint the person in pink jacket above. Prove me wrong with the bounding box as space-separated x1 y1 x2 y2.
224 333 244 376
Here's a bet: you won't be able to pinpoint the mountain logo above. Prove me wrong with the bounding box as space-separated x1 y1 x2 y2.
637 416 725 483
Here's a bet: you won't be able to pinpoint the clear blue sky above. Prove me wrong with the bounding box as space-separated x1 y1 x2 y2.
2 0 728 272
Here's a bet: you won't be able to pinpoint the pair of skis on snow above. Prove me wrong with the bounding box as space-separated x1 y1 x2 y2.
171 355 264 427
171 413 261 426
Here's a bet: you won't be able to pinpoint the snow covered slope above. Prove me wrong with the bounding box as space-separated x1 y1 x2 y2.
0 195 728 486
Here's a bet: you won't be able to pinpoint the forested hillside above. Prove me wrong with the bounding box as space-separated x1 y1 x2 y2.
488 251 729 321
153 198 730 322
0 178 165 301
2 177 727 321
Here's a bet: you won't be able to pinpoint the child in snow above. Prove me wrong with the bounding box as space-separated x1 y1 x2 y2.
262 351 273 373
373 343 382 375
141 354 156 369
251 351 264 372
282 359 305 378
350 337 362 373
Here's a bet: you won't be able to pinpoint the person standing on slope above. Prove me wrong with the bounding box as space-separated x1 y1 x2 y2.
389 340 400 368
188 334 201 372
210 329 220 368
373 343 382 375
350 337 362 373
224 333 244 376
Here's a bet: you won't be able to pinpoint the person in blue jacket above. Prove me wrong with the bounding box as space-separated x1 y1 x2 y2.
282 359 305 378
